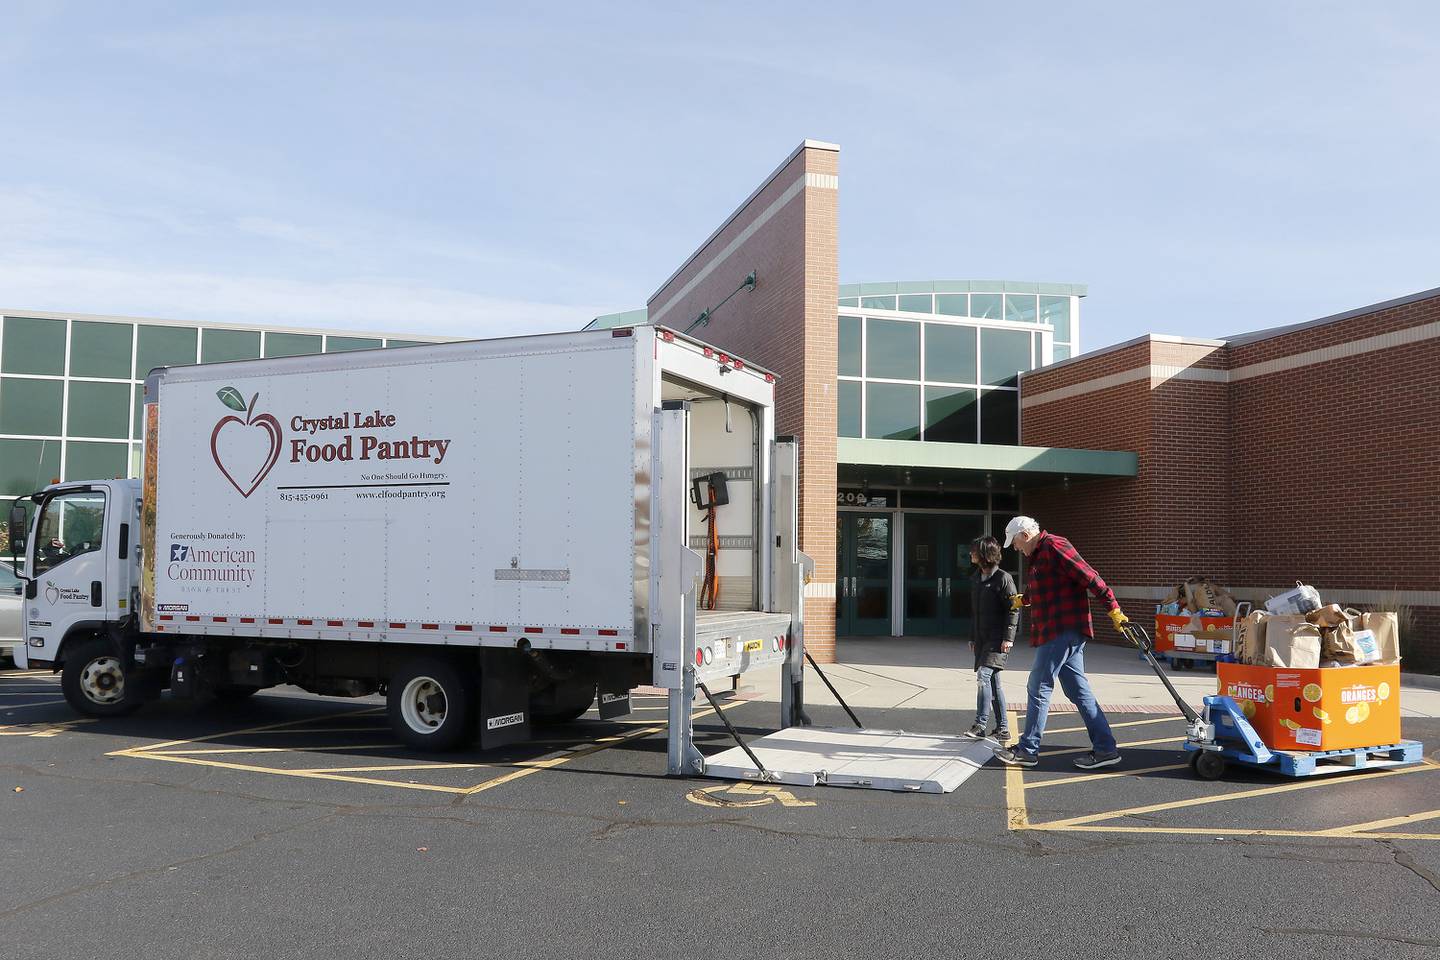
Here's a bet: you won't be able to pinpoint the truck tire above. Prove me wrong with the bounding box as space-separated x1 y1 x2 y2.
60 638 141 717
530 678 595 725
387 656 475 751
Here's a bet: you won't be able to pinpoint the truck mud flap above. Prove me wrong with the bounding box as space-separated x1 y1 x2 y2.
597 691 632 720
478 649 532 750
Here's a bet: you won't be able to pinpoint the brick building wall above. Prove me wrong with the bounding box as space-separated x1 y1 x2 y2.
1019 288 1440 664
646 141 841 661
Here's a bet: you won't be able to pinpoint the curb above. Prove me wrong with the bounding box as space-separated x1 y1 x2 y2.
1401 671 1440 692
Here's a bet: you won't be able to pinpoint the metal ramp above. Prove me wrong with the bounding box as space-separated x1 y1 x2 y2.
703 726 997 794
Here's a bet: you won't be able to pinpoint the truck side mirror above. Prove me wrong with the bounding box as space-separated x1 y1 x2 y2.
7 502 26 553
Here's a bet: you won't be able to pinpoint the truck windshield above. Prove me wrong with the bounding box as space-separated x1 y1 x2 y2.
32 490 106 576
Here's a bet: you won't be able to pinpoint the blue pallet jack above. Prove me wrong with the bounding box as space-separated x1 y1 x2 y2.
1121 622 1425 781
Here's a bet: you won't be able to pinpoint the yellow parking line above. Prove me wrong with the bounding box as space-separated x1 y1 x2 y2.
0 699 67 710
1025 762 1190 790
1002 712 1030 829
149 743 396 756
1320 807 1440 836
109 706 384 756
125 751 474 794
1045 716 1179 735
1037 761 1440 829
231 726 391 736
463 699 744 795
1036 823 1440 841
1044 735 1182 758
292 762 493 774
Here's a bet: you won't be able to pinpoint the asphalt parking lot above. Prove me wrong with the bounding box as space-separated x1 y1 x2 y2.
3 666 1439 960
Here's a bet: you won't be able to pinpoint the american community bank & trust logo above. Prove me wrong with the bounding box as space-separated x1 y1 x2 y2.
210 387 283 498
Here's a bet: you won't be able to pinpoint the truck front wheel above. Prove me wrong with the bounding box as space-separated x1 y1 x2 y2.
387 657 475 751
61 638 141 717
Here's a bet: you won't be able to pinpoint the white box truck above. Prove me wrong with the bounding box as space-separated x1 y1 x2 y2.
7 325 811 773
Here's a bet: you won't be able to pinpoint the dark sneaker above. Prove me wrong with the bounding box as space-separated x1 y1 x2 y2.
964 723 988 739
994 747 1038 767
1073 751 1121 770
993 729 1011 743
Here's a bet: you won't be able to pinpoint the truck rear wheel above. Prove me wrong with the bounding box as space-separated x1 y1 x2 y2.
387 657 475 751
61 638 141 717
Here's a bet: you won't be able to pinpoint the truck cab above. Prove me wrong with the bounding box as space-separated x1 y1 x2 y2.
8 480 141 693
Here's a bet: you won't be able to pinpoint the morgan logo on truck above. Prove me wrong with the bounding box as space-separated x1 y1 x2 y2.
211 387 284 498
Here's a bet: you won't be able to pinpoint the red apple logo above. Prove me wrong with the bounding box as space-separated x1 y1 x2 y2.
210 387 282 498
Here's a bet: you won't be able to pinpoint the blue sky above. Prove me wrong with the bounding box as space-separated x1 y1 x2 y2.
2 2 1437 349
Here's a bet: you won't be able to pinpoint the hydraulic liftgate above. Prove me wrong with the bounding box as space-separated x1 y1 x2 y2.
652 406 991 793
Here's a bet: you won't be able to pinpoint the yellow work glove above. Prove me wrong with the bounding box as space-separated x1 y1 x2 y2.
1010 593 1024 611
1108 608 1130 631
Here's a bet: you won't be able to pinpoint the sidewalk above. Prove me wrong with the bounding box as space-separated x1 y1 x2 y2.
747 637 1440 721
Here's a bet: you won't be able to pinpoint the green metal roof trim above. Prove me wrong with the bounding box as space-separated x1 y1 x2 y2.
837 438 1136 477
584 308 649 331
838 280 1088 298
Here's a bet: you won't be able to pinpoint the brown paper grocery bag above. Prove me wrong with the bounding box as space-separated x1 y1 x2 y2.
1263 615 1322 669
1351 610 1401 664
1234 610 1269 665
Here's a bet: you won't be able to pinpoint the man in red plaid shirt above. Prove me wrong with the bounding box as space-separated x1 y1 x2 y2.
995 516 1129 770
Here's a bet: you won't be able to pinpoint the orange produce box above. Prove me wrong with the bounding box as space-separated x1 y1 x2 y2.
1215 662 1277 735
1156 614 1233 653
1217 662 1400 751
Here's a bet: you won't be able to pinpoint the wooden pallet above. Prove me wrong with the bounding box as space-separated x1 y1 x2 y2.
1268 741 1425 777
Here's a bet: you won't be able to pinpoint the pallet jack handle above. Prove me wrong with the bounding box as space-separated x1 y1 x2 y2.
1120 622 1200 725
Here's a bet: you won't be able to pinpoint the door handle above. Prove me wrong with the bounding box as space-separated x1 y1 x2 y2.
937 577 943 598
945 577 951 597
90 580 102 607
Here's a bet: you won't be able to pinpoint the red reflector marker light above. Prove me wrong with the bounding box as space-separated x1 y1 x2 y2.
695 650 704 666
611 328 633 338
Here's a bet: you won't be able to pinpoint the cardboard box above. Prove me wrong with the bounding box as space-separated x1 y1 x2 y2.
1217 662 1401 751
1155 614 1233 653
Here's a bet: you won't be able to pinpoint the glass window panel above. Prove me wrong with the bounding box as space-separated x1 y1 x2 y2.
1033 334 1043 369
969 293 1002 320
135 325 197 377
860 295 897 311
132 385 144 440
130 444 142 478
2 316 66 375
0 377 63 435
1004 294 1038 323
1054 343 1073 362
924 323 977 384
1040 295 1072 342
980 390 1020 445
201 328 261 363
838 380 862 438
865 383 920 440
69 321 133 378
923 386 977 443
935 293 968 317
325 336 383 353
32 488 107 575
838 297 859 307
384 340 428 348
0 439 61 496
67 381 130 439
897 294 932 313
838 315 862 377
981 328 1032 387
903 489 988 510
865 318 919 380
64 440 129 482
264 332 322 358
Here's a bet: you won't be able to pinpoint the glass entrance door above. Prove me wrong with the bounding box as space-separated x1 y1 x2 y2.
902 513 988 637
836 513 892 636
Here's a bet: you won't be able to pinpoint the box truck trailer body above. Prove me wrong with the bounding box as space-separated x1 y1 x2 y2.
8 326 809 768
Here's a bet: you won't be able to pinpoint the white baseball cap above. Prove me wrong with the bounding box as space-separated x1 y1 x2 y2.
1003 515 1039 548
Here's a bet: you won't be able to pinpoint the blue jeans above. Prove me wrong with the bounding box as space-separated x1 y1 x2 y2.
1017 631 1116 757
975 666 1007 729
